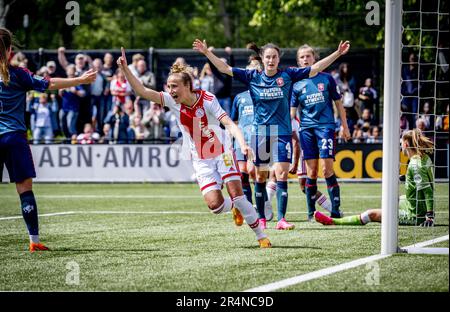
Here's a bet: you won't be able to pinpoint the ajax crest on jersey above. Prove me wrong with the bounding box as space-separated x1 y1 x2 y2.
276 77 284 86
195 108 205 118
317 83 325 91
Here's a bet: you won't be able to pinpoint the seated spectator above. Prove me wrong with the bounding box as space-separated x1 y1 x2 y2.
77 123 100 144
124 100 139 123
130 116 147 143
352 123 364 143
361 122 371 141
142 102 165 142
357 108 377 128
32 94 57 144
366 126 382 144
99 123 112 144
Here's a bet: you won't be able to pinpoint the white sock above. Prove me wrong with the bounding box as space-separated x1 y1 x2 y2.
266 181 277 202
317 193 332 213
360 211 372 225
233 195 266 240
211 197 232 214
29 235 39 244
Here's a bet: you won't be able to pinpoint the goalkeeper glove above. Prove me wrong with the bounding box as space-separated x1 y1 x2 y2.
420 211 434 227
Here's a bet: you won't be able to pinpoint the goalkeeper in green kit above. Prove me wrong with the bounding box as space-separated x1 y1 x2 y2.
314 129 435 227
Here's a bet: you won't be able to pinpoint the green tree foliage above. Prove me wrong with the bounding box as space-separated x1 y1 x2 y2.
8 0 434 50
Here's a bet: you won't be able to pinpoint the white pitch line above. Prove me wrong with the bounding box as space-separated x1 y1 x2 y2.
0 211 76 220
244 234 450 292
83 211 209 215
1 210 449 221
0 194 447 199
402 235 449 249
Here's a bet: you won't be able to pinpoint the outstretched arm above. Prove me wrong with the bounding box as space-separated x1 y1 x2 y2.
310 41 350 77
193 39 233 76
47 69 97 90
117 47 162 104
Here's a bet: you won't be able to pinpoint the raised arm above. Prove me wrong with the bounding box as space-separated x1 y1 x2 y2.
47 69 97 90
310 41 350 77
117 47 162 104
193 39 233 76
57 47 69 70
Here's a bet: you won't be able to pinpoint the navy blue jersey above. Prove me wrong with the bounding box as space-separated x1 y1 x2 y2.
232 67 310 136
290 72 341 131
231 90 254 146
0 66 49 135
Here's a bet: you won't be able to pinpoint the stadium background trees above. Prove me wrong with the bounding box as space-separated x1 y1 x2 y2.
3 0 385 49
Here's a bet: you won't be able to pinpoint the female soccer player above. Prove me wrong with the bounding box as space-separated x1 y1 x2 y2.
290 44 351 221
315 129 435 227
116 48 271 248
0 28 97 252
193 39 350 230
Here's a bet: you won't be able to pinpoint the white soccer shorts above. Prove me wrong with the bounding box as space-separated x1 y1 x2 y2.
193 151 242 195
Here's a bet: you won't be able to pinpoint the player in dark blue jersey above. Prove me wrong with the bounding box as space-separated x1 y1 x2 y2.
0 28 97 252
290 44 351 220
193 38 350 230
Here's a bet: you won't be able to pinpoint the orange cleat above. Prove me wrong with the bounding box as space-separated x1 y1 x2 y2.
29 242 50 253
258 237 272 248
232 207 244 226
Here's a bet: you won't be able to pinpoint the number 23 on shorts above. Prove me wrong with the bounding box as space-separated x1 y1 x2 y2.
321 138 333 156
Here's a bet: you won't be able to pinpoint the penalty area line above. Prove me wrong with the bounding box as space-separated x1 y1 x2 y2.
244 234 450 292
0 211 76 220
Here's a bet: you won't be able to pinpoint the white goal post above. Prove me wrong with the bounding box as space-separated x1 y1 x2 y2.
381 0 402 255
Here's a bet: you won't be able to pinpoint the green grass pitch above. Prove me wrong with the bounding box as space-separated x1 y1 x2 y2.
0 182 448 291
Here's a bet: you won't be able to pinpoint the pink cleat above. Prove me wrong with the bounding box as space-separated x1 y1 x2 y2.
259 218 267 230
275 218 295 230
314 211 335 225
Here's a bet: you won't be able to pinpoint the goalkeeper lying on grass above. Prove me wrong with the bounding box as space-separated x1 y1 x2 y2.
314 129 435 227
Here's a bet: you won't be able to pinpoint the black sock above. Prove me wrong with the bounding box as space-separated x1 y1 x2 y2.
20 191 39 236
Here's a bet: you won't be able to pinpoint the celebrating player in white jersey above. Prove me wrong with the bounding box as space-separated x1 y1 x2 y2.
116 48 271 248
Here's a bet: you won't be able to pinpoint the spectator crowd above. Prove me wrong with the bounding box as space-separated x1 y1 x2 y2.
10 48 449 146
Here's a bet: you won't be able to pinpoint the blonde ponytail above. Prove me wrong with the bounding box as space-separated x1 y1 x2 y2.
402 129 434 156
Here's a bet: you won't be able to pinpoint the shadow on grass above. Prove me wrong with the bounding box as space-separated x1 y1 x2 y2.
243 245 322 250
49 248 162 252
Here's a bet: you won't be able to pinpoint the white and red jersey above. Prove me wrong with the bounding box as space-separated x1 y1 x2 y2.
159 90 231 160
